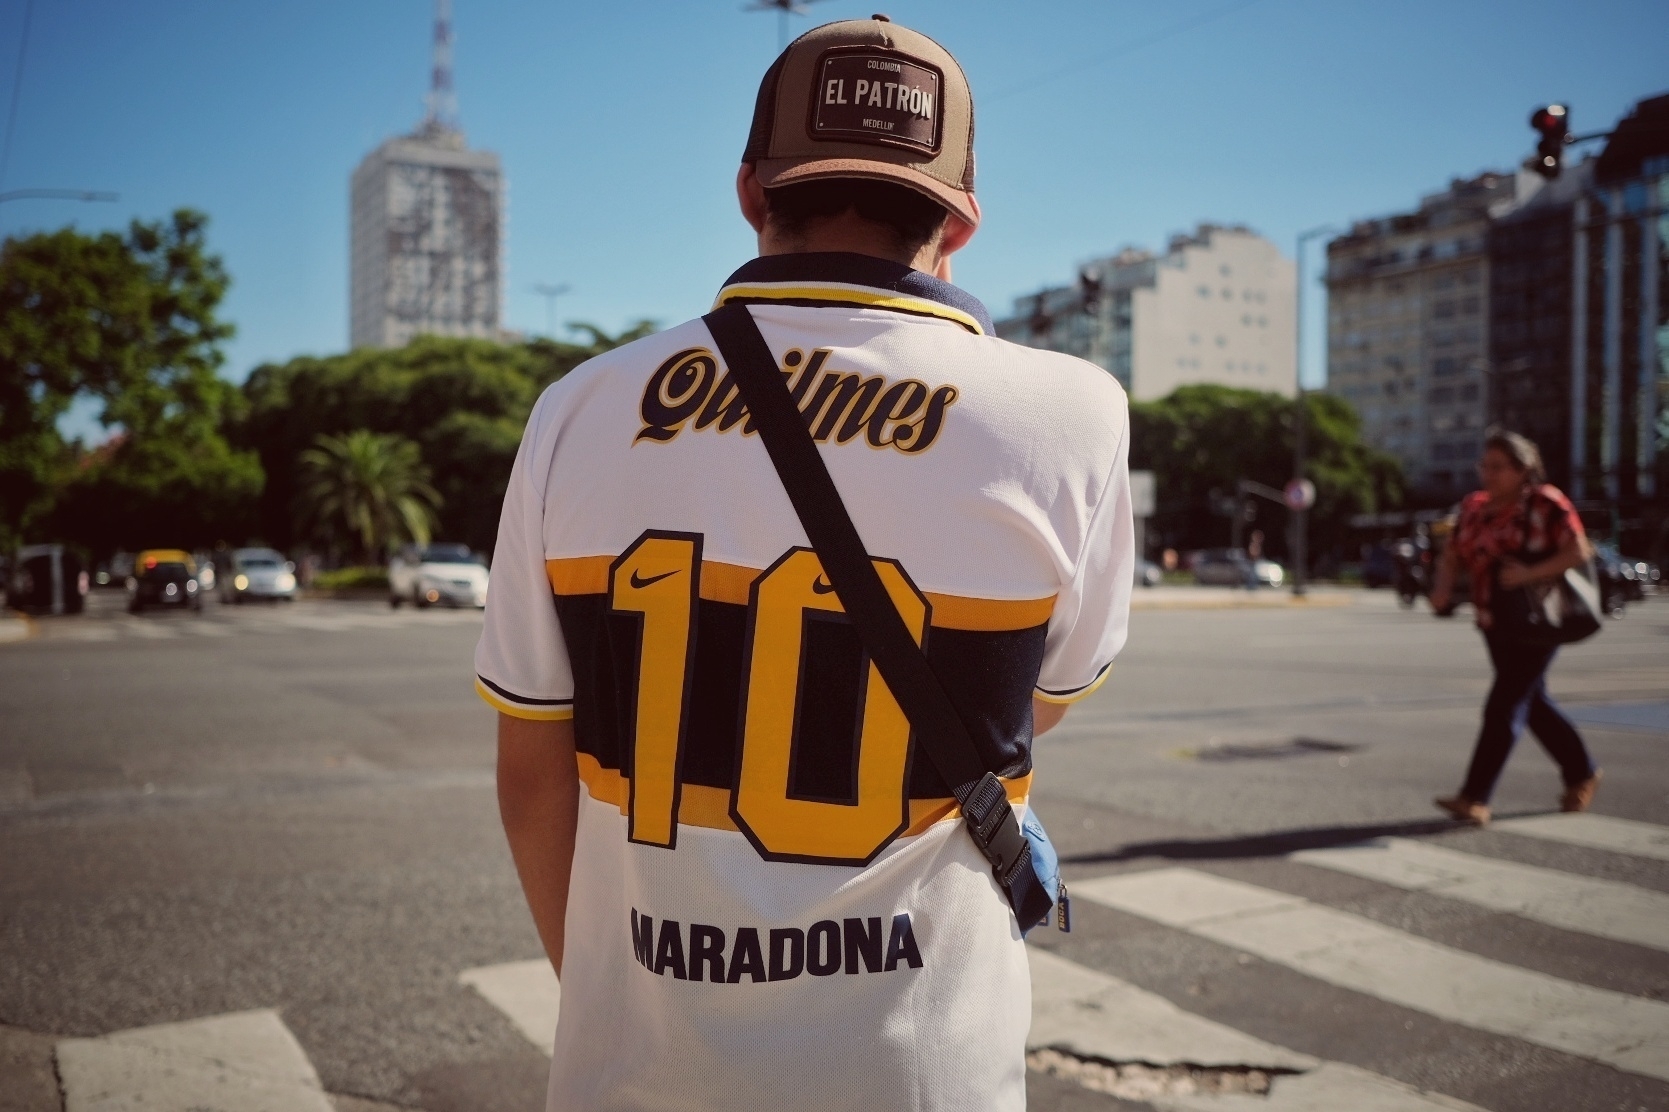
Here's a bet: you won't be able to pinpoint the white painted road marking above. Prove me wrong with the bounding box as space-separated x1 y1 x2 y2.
1073 867 1669 1082
459 958 561 1052
1028 949 1482 1111
457 949 1479 1109
1293 837 1669 952
56 1009 333 1112
1493 812 1669 863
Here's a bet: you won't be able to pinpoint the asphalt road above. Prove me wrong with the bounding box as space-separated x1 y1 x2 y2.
2 588 1665 1111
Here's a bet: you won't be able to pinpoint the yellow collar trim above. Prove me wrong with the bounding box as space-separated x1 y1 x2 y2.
713 281 984 336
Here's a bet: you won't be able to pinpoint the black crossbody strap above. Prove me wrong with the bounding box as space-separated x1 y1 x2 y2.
703 303 1053 932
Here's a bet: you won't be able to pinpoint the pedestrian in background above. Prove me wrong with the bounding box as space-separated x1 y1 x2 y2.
1428 429 1601 826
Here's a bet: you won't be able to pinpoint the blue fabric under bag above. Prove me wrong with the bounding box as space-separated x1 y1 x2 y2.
1020 807 1068 935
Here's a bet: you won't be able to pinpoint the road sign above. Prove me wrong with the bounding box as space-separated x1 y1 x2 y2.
1283 478 1316 512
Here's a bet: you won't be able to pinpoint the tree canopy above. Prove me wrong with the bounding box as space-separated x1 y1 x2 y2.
1129 384 1404 565
0 210 259 551
237 322 655 556
299 430 441 561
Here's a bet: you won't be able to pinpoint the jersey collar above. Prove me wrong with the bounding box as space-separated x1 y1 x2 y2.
713 252 993 336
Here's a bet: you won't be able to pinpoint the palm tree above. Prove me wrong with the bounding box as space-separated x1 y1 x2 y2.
298 430 441 562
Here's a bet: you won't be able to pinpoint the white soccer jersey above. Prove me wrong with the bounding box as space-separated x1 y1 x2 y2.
477 253 1134 1112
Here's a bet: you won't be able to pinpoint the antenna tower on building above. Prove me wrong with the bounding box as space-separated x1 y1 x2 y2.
423 0 459 133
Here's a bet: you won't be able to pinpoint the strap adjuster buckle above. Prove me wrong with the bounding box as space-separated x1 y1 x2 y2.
962 772 1029 881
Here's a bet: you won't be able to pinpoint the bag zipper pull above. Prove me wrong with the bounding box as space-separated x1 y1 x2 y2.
1057 881 1072 932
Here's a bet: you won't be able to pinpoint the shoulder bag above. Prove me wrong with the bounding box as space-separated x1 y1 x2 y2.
703 303 1067 935
1490 490 1602 647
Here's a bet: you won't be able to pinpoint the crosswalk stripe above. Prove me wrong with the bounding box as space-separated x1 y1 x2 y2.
1292 837 1669 952
55 1009 333 1112
457 950 1480 1110
1029 947 1315 1071
1493 812 1669 863
1029 949 1483 1111
1073 867 1669 1082
459 958 560 1052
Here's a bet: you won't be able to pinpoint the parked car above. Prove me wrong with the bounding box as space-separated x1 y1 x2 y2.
127 549 203 613
1362 541 1396 589
1134 557 1162 588
389 543 489 609
1192 548 1282 588
7 544 87 614
220 547 297 604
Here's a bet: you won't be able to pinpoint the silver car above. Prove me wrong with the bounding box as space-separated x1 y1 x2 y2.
389 543 489 609
221 547 298 604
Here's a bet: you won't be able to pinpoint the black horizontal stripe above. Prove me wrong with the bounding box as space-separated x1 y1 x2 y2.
477 674 574 707
719 294 975 329
718 251 995 334
1036 658 1113 698
554 592 1043 799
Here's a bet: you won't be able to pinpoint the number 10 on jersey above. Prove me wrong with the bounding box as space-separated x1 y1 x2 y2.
608 530 929 866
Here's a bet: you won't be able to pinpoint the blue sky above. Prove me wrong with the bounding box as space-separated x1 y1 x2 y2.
6 0 1665 433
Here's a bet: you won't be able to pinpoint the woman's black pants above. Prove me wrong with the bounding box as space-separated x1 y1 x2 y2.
1460 629 1595 803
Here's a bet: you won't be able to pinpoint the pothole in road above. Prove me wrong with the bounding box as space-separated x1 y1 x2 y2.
1027 1047 1298 1099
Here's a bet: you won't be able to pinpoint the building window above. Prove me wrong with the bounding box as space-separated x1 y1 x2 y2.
1198 286 1211 298
1433 357 1458 377
1460 383 1479 401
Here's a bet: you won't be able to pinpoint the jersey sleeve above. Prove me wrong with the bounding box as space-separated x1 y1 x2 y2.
1035 420 1135 705
474 394 575 721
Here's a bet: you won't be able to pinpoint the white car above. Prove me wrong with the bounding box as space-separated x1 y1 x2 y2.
389 543 489 609
221 547 297 603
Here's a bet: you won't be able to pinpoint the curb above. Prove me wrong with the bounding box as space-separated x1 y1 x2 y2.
1129 591 1355 611
0 611 37 644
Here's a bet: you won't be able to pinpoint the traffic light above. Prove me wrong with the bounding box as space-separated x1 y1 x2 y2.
1529 104 1568 179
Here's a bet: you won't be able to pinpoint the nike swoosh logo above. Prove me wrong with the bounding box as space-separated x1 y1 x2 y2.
630 569 680 589
812 576 838 595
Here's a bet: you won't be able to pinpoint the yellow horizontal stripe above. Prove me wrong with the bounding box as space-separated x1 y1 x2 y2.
545 557 1051 632
713 282 984 336
1033 664 1113 706
576 752 1030 839
475 679 575 721
925 592 1054 631
547 555 611 595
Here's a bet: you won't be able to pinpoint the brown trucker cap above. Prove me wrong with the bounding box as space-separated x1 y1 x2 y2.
742 15 977 226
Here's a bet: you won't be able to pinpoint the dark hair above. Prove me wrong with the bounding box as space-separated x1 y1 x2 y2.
763 178 949 257
1482 427 1545 485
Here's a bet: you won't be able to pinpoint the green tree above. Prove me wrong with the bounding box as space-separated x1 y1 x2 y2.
0 209 258 550
299 430 441 562
238 321 657 554
1130 384 1404 566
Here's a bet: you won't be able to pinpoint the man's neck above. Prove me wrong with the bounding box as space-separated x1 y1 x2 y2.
757 216 944 276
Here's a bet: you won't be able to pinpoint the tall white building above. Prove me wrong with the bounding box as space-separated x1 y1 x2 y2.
349 1 503 350
995 224 1296 401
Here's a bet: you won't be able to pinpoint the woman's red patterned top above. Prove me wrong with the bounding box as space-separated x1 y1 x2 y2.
1451 483 1584 623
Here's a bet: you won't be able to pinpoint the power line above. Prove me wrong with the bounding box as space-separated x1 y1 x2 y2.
986 0 1264 103
0 0 35 193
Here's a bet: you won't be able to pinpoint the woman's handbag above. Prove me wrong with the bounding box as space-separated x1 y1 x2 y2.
1491 506 1603 647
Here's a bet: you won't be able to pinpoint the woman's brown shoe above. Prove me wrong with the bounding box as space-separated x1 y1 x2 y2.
1434 795 1491 825
1561 770 1602 813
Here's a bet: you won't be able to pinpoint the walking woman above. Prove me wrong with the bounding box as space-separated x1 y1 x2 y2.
1428 430 1602 825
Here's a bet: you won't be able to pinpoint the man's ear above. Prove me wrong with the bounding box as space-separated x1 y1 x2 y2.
737 164 768 234
932 196 980 281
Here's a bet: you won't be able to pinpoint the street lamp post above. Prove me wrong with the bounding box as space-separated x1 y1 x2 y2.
532 282 571 338
1292 223 1340 597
